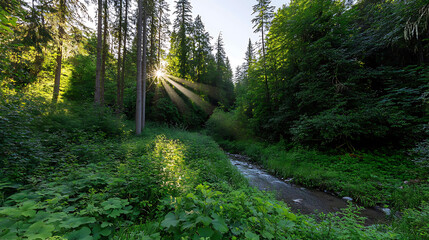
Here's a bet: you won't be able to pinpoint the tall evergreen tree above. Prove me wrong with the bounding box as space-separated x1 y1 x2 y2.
192 15 212 83
244 39 254 74
157 0 170 63
252 0 274 107
170 0 193 78
215 33 226 75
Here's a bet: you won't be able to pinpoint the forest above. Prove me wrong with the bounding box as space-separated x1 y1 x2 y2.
0 0 428 239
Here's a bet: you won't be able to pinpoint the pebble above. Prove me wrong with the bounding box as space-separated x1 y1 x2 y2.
381 208 391 216
342 197 353 201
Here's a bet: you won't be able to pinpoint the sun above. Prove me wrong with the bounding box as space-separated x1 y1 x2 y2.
155 69 165 78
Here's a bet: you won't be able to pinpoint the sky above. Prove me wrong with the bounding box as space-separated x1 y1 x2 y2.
166 0 290 72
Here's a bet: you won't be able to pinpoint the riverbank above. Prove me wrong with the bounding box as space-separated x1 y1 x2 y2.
228 153 387 226
218 140 428 212
0 98 425 239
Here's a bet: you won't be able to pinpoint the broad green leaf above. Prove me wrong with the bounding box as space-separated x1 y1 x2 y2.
64 227 93 240
160 212 179 229
99 227 112 237
45 212 68 224
0 207 21 218
20 201 37 218
0 218 15 229
262 230 274 239
59 216 96 229
101 198 127 210
101 222 112 228
197 227 214 238
245 231 260 240
24 221 55 240
0 231 19 240
196 216 212 226
211 214 228 234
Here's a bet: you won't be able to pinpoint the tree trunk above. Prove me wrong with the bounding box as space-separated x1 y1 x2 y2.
95 0 103 105
120 0 129 113
142 6 148 129
135 0 143 134
52 40 62 103
116 0 123 114
158 0 162 64
52 0 65 103
100 0 108 105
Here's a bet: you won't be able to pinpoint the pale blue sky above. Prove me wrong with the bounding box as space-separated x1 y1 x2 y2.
166 0 290 71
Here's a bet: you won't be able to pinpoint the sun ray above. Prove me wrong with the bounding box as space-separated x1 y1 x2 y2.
164 77 213 113
161 77 188 113
166 74 221 100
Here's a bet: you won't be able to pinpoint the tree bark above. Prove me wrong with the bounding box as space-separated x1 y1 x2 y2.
142 6 148 129
120 0 129 113
52 0 65 103
116 0 123 114
95 0 103 105
135 0 143 134
100 0 108 105
158 0 162 64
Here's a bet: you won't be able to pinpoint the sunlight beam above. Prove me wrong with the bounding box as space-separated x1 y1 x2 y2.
161 77 189 113
164 77 213 113
166 74 221 100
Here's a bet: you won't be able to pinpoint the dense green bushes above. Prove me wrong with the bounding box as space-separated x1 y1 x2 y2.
234 0 429 149
118 184 399 240
205 108 249 141
0 95 411 239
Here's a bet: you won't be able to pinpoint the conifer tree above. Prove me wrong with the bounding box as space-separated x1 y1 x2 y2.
192 15 212 83
170 0 193 78
252 0 274 106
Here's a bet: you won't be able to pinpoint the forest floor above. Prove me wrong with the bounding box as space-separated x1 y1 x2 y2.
0 101 427 239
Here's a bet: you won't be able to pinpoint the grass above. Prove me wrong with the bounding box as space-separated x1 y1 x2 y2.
218 139 429 211
0 95 427 239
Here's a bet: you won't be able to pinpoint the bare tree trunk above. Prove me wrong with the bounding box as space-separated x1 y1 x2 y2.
120 0 129 112
158 0 162 64
116 0 123 114
100 0 108 105
95 0 103 105
52 39 63 103
142 7 148 129
136 0 143 134
52 0 65 103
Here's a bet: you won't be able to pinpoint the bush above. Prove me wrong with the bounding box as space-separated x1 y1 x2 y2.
205 108 248 141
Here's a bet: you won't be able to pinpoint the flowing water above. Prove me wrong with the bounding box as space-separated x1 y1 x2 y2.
228 153 387 225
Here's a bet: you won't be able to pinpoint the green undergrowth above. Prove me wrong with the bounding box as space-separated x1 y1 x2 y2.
0 95 425 239
219 140 428 211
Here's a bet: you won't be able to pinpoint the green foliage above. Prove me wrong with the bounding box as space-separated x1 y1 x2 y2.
220 140 428 211
157 184 299 239
205 108 248 141
235 0 429 149
117 184 402 240
393 202 429 239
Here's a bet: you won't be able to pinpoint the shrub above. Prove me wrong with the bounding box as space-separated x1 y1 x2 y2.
206 108 248 141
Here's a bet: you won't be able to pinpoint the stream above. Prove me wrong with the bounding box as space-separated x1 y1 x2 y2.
228 153 388 225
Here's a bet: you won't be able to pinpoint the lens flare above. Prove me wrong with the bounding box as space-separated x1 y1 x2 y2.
155 69 165 78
